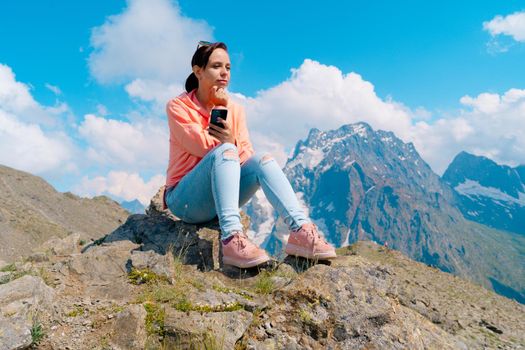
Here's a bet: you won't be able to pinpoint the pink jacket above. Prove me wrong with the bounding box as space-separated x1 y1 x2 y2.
165 89 255 189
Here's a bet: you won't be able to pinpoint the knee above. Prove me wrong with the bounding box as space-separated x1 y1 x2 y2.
253 152 274 166
212 143 239 162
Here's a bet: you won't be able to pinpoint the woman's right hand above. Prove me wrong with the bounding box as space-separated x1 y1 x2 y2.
210 87 228 107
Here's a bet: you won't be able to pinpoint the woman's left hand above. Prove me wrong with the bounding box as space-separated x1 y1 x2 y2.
208 116 235 144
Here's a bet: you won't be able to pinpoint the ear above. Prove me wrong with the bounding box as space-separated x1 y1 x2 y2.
192 65 202 79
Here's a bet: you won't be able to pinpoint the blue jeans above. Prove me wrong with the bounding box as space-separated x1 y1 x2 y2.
166 143 309 239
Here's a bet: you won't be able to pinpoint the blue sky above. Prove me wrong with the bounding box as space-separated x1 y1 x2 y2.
1 0 524 204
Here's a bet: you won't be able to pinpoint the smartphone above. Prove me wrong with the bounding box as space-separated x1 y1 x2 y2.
210 109 228 128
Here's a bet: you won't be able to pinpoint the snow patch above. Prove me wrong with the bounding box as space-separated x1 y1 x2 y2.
455 180 525 206
352 124 368 137
287 147 324 170
246 190 276 246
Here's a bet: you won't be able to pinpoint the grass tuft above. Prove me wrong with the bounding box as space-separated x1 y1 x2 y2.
254 271 275 295
144 302 165 337
30 320 45 345
0 263 16 272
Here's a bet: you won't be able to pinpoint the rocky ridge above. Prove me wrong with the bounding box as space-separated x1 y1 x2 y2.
0 188 524 349
442 151 525 235
0 164 129 263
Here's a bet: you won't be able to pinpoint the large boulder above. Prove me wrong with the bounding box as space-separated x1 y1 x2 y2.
164 309 252 349
0 275 55 350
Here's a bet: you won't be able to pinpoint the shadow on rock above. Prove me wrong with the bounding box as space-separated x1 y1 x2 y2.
283 255 332 273
81 187 255 275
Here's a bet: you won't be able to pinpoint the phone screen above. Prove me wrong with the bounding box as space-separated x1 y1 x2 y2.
210 109 228 128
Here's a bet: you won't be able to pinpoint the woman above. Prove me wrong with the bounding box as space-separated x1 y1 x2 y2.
165 41 336 268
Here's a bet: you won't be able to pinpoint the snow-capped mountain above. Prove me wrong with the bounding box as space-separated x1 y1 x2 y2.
245 122 525 303
442 152 525 235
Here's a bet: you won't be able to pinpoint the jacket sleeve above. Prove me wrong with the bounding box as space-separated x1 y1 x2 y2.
167 99 220 158
236 105 255 159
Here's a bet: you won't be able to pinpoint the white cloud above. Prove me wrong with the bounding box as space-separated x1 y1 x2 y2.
0 110 73 174
238 59 414 163
460 93 500 114
0 64 39 115
0 64 75 175
125 78 183 109
231 59 524 175
75 171 165 205
88 0 213 84
45 83 62 95
484 11 525 42
78 114 168 170
411 88 525 173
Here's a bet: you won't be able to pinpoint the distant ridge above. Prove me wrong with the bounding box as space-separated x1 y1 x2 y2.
121 199 146 214
443 151 525 235
0 164 129 262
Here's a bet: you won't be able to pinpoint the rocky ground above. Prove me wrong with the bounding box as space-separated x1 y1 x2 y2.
1 190 524 350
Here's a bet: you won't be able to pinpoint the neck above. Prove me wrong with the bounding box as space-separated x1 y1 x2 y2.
195 88 213 112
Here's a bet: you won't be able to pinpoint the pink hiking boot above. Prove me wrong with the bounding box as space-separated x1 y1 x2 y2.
285 223 337 259
222 232 270 268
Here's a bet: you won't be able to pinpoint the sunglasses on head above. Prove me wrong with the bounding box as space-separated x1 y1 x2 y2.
197 40 212 49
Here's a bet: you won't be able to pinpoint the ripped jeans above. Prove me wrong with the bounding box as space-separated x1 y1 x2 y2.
165 143 309 240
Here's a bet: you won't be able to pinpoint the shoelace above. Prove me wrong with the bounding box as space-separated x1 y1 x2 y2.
232 231 248 252
300 224 329 249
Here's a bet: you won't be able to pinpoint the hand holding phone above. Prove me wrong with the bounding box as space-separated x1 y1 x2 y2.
208 108 234 144
210 108 228 128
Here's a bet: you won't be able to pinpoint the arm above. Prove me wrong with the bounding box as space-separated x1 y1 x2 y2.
236 105 255 157
167 99 220 158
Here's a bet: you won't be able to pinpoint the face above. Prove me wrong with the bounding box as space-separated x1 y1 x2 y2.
194 48 231 92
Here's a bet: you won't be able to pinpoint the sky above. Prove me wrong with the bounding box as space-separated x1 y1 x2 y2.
1 0 524 205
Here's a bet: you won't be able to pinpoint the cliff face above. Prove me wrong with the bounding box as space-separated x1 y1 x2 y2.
0 196 523 350
0 164 129 262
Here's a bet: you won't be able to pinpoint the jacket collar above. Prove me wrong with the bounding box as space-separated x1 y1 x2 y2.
178 89 210 120
179 89 232 120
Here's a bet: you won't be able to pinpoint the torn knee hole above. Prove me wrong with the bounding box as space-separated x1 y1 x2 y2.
260 154 273 165
222 149 239 160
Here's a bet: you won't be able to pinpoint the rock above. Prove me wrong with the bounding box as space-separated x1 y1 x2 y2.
26 252 49 263
0 260 7 269
130 250 176 281
146 186 179 221
0 275 55 350
164 309 252 349
243 261 459 349
66 240 139 300
0 316 32 350
102 213 223 271
39 233 82 256
109 305 147 350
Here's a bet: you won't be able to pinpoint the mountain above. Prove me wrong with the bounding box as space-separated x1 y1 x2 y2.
1 200 524 349
442 151 525 235
0 164 129 263
121 199 146 214
246 123 525 303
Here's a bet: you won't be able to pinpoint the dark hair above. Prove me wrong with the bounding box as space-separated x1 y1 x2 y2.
185 42 228 92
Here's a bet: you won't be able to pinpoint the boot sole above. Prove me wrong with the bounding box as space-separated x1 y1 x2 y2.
285 243 337 260
223 255 270 269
